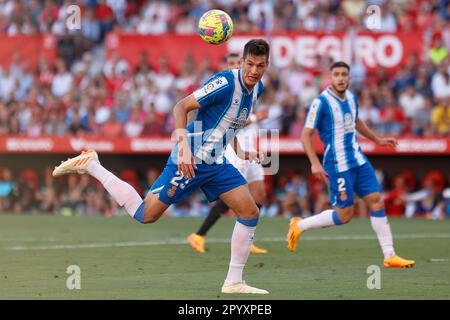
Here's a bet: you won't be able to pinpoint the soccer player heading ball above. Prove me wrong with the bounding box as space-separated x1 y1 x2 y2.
287 61 415 269
53 39 271 294
187 52 269 255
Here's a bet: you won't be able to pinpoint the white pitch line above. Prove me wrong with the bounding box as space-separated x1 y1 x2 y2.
0 238 58 242
4 233 450 251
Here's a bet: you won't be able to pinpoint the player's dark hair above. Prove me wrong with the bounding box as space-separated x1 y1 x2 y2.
330 61 350 71
243 39 270 61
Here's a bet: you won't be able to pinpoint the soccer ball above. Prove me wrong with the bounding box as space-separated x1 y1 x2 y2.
198 9 233 45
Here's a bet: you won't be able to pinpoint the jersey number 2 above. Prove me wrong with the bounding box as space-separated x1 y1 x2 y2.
337 178 346 192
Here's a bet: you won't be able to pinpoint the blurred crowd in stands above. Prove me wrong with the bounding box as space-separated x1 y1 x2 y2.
0 0 449 217
0 0 449 138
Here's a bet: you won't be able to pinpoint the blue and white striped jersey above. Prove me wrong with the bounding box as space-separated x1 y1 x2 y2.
168 69 264 165
305 87 367 173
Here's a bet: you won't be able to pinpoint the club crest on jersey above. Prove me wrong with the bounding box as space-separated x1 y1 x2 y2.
344 113 353 132
167 186 177 198
340 191 348 202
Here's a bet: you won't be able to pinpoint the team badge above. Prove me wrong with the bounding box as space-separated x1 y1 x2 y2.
231 107 249 129
339 192 348 202
344 113 353 132
167 186 177 198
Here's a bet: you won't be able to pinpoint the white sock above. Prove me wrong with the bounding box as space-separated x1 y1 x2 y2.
298 209 341 231
370 216 395 259
87 161 143 218
225 221 255 285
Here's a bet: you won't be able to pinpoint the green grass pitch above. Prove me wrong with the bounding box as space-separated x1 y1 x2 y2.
0 215 449 300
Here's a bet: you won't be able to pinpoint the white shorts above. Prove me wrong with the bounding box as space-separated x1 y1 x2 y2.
225 146 264 184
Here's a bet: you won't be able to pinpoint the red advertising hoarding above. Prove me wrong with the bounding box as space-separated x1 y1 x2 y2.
0 34 57 69
105 32 424 73
0 136 448 155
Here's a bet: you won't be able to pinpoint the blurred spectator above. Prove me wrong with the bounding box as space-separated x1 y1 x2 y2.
399 85 425 119
36 166 59 213
431 63 450 99
259 89 283 130
405 172 445 219
377 4 398 32
68 112 89 135
95 0 114 41
0 168 14 211
359 96 381 128
139 0 169 34
431 98 450 135
428 35 449 65
289 107 306 138
124 108 144 137
281 171 311 217
51 59 73 98
0 67 15 102
299 78 319 108
248 0 274 32
100 114 123 137
384 175 408 216
412 96 433 135
107 0 127 26
82 8 101 44
378 97 406 135
442 174 450 218
141 108 165 136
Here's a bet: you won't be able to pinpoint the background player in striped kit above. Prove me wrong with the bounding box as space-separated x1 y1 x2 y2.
287 61 415 268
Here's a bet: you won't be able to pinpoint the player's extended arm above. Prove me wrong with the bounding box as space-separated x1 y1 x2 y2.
355 117 397 147
173 94 201 178
301 127 328 182
244 107 269 127
231 136 264 163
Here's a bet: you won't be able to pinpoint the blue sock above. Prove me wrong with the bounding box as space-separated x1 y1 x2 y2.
133 201 146 224
237 217 259 227
332 210 343 225
370 208 386 218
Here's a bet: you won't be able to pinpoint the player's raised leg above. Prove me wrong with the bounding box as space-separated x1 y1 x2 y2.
52 150 169 224
219 184 268 294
